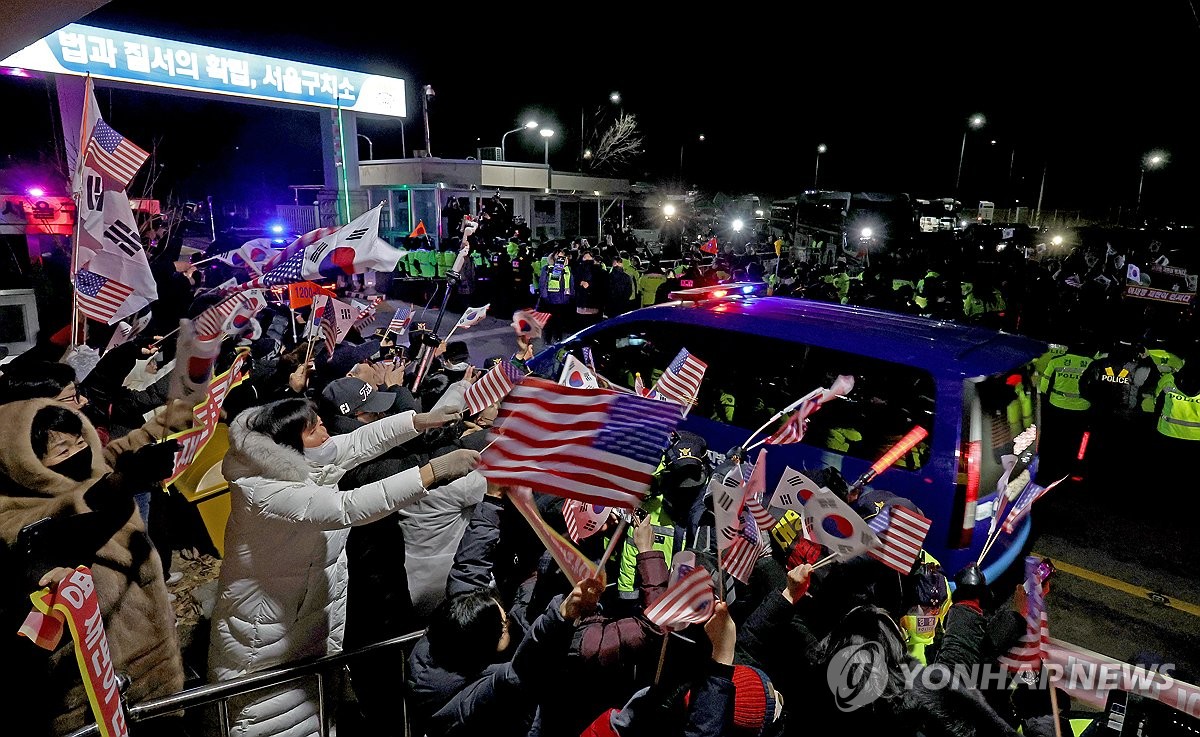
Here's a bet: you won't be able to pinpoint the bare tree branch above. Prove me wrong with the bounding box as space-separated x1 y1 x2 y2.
590 114 644 172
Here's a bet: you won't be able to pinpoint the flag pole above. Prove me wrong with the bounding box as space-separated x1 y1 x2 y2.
595 517 629 570
811 552 840 570
740 387 824 449
652 634 671 686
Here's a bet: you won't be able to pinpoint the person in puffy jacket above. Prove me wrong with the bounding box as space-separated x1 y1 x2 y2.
207 398 478 737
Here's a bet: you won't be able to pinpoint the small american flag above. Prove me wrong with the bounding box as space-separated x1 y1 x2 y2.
456 303 490 329
480 378 682 509
562 500 608 543
719 508 764 584
319 298 339 357
193 291 264 340
84 119 149 191
999 557 1050 672
866 505 932 574
354 296 385 330
74 269 134 323
386 306 411 336
645 567 716 630
652 348 707 407
1002 474 1067 534
744 498 777 537
464 358 526 415
766 411 807 444
766 377 855 445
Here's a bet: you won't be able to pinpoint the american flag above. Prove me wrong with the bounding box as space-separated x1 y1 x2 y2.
386 306 411 336
999 557 1050 672
719 508 764 584
255 249 306 288
645 567 716 630
84 119 149 191
456 303 491 329
320 299 339 357
744 498 777 537
766 377 855 445
464 358 526 415
74 269 134 323
766 411 807 444
1002 475 1067 534
866 505 932 574
563 500 608 542
652 348 707 407
193 291 264 340
353 296 385 331
480 378 682 509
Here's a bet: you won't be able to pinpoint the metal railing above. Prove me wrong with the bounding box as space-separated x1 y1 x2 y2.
275 204 322 234
67 631 425 737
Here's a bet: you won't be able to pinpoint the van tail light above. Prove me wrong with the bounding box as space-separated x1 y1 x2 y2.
953 439 981 548
1076 431 1090 461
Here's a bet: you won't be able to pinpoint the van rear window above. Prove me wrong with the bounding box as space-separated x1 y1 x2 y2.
551 320 935 469
962 367 1040 493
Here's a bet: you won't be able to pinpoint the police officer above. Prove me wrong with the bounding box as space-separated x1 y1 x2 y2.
1038 339 1101 479
538 249 572 342
1080 339 1157 482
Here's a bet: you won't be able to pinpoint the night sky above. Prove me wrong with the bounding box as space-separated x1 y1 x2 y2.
3 1 1198 219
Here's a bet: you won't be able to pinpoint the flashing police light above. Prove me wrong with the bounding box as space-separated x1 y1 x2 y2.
668 282 768 303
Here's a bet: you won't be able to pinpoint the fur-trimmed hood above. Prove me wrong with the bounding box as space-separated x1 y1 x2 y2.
225 406 315 484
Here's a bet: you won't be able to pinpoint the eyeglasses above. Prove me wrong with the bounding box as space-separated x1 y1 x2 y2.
55 387 81 404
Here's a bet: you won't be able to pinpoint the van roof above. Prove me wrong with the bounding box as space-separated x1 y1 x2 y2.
616 297 1046 379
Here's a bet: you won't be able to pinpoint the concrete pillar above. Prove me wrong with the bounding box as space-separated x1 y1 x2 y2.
320 107 360 223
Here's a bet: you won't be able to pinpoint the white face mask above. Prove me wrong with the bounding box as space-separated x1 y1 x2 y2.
303 437 338 465
444 360 471 372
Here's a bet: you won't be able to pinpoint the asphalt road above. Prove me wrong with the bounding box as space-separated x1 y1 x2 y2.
377 296 1200 688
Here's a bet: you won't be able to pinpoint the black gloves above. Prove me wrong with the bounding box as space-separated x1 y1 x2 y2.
114 440 181 489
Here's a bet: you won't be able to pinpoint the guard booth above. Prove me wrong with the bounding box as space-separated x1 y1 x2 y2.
358 158 634 246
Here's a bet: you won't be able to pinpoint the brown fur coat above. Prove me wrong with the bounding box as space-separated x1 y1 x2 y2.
0 399 184 735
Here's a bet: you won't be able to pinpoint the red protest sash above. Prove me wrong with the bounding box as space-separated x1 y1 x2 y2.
163 348 249 485
19 567 129 737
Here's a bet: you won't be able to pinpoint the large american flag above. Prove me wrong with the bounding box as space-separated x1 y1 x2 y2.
84 119 149 191
464 358 526 415
256 249 306 288
999 556 1050 672
645 567 716 630
480 378 682 508
652 348 707 407
866 505 932 574
75 269 134 323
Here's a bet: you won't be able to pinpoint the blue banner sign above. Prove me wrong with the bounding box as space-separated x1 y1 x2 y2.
3 23 406 118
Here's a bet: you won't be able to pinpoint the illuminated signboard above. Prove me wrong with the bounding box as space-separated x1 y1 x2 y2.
2 23 406 118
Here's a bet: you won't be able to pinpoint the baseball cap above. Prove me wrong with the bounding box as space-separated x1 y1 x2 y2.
323 339 381 379
322 377 396 417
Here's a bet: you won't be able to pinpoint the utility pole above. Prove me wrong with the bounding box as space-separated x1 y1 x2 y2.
1035 164 1046 227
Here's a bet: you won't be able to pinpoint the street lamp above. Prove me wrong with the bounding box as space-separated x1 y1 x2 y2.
1136 150 1167 212
610 92 621 104
955 113 986 194
814 143 828 188
500 120 539 161
732 219 744 232
663 203 676 219
356 134 374 160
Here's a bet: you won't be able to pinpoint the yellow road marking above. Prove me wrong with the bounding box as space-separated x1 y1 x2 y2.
1035 553 1200 619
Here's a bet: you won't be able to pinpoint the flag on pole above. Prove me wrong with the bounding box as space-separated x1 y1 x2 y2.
563 500 609 543
744 498 777 538
767 467 823 512
651 348 707 407
409 220 427 238
455 303 490 329
306 294 329 341
480 378 683 509
745 449 768 502
645 568 716 630
74 269 134 323
73 189 158 324
865 505 932 574
330 298 355 344
766 376 856 445
701 237 719 255
83 119 149 192
512 309 551 339
265 225 339 271
803 488 881 559
216 239 277 275
353 295 385 331
252 205 397 287
464 358 526 415
709 470 757 583
509 486 599 586
193 290 266 340
1002 474 1068 534
559 354 598 389
999 556 1050 672
386 305 412 336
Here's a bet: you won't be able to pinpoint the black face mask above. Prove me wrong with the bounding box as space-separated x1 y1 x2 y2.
50 446 94 483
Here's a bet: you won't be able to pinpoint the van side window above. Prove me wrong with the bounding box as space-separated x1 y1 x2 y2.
570 321 935 469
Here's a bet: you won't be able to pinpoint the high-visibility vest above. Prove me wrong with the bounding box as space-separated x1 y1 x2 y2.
545 264 571 293
613 495 680 596
1142 372 1176 413
1157 384 1200 440
1033 344 1068 384
638 273 667 307
1006 384 1034 435
1039 353 1094 411
899 552 952 665
1148 349 1185 375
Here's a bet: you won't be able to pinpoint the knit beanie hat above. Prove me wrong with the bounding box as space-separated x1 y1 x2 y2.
731 665 778 736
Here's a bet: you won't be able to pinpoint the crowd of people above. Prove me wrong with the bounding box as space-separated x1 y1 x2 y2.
1 212 1193 737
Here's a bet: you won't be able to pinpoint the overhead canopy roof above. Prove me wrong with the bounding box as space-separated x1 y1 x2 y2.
0 2 108 61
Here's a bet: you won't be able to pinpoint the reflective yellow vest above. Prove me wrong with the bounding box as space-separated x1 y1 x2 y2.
1157 384 1200 440
1039 353 1095 411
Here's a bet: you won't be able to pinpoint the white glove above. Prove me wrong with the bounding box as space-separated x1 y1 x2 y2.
428 449 481 483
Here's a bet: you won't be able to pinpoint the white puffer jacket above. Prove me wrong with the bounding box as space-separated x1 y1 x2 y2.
208 406 429 737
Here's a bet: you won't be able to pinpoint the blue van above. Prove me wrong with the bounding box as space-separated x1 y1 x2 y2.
529 288 1046 581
